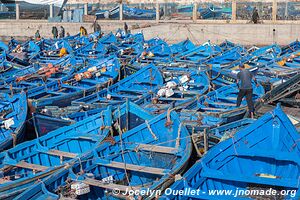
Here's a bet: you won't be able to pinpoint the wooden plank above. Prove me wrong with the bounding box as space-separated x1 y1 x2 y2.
136 143 178 154
46 150 78 158
201 107 227 111
15 161 48 171
82 177 140 192
97 161 167 176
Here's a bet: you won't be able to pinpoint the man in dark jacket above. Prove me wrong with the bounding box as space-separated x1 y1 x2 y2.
35 30 41 40
124 22 128 34
59 26 65 38
252 7 259 24
92 19 101 33
52 26 58 39
236 65 258 118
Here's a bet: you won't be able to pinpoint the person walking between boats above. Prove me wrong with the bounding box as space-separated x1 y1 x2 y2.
59 26 65 38
80 26 88 36
236 65 257 118
52 26 58 39
251 7 259 24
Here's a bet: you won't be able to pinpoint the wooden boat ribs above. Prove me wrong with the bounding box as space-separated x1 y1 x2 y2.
134 144 178 154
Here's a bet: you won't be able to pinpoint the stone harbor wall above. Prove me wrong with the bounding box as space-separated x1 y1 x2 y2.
0 20 299 45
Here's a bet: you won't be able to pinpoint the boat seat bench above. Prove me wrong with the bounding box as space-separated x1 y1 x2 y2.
46 150 78 158
135 143 178 154
14 161 48 172
96 161 167 175
201 107 227 111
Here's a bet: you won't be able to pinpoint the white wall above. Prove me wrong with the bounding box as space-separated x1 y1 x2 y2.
0 20 299 45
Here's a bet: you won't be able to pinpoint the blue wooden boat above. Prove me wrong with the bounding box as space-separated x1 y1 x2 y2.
7 38 20 51
72 64 164 107
174 42 222 64
177 4 231 19
32 100 154 137
0 60 28 81
119 46 144 66
112 100 154 133
0 41 8 63
177 4 193 13
181 83 264 126
205 45 248 65
209 44 281 72
32 112 75 137
92 32 117 46
258 50 300 78
139 40 172 63
118 42 144 63
281 40 300 55
248 44 281 64
135 71 210 114
199 4 232 19
219 40 236 51
209 44 285 89
74 34 114 58
209 118 255 140
3 55 80 81
7 40 41 66
186 118 255 139
42 40 73 54
15 110 192 200
27 56 120 108
96 6 120 19
210 65 283 91
117 32 144 46
0 60 77 94
170 39 196 55
190 118 255 157
184 83 264 113
96 5 158 20
123 5 157 20
0 107 112 199
146 37 167 47
163 105 300 199
0 92 27 151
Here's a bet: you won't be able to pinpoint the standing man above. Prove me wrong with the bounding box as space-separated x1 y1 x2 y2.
252 7 259 24
52 26 58 39
92 19 101 33
124 22 129 34
236 65 257 118
59 26 65 38
35 30 41 40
